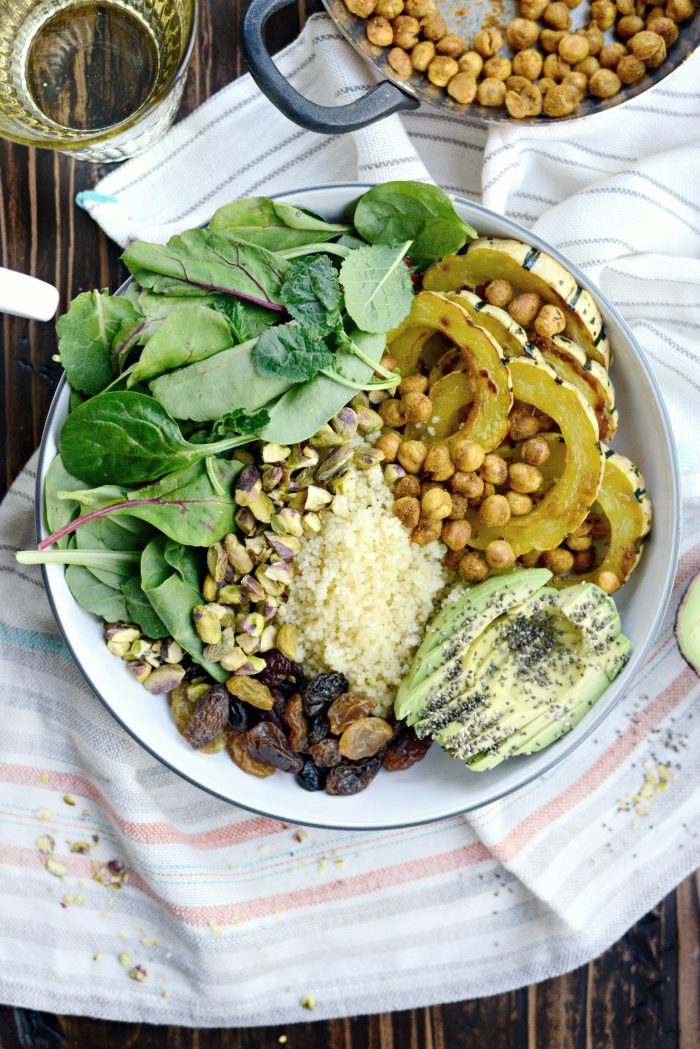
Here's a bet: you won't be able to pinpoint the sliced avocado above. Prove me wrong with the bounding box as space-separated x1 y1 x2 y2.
676 570 700 676
395 573 629 771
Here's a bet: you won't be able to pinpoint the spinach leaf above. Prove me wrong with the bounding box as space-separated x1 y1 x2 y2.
260 329 385 444
208 196 348 251
353 182 476 261
150 339 290 422
138 291 214 317
280 255 342 338
209 407 271 440
121 575 168 637
127 305 233 386
252 323 335 384
56 290 140 395
44 455 83 549
140 537 228 683
162 539 202 590
340 242 414 334
18 548 141 575
65 564 130 622
122 229 288 311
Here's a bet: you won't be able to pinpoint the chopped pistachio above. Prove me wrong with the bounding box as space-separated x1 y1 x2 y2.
36 834 55 855
45 859 68 878
277 624 299 661
262 443 291 463
259 625 278 652
304 484 333 511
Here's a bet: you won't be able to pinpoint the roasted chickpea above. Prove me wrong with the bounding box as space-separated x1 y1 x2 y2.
447 71 478 103
666 0 694 19
505 77 543 117
419 12 447 39
630 30 666 66
484 55 513 80
443 548 463 571
427 55 460 86
596 569 621 593
458 551 489 582
616 0 636 16
539 28 566 51
485 539 516 569
421 488 452 521
558 32 589 62
404 0 434 15
485 278 514 307
477 77 507 106
509 407 540 440
566 532 592 551
379 397 406 427
393 495 421 528
534 303 566 337
451 470 484 498
543 53 571 80
366 15 394 45
646 16 678 46
543 81 581 115
478 494 512 527
376 431 401 462
452 439 486 472
345 0 377 16
617 14 645 36
458 50 484 76
573 548 596 571
543 2 572 28
480 452 508 485
506 490 533 515
589 67 622 96
397 439 428 473
394 474 421 498
541 548 574 574
580 24 604 55
507 17 540 50
508 291 541 326
647 5 666 19
519 550 541 568
509 462 543 493
481 481 496 500
599 41 628 67
424 443 455 481
473 27 503 56
374 0 403 17
448 493 468 519
520 436 550 466
576 55 601 76
521 0 548 16
512 48 543 79
591 0 616 26
398 373 429 396
412 516 443 546
563 70 588 94
617 53 646 82
391 15 420 48
442 519 472 551
388 45 413 74
436 33 467 57
401 390 433 422
410 39 436 70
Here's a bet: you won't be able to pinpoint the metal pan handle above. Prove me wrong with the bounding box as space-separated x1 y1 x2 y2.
241 0 420 135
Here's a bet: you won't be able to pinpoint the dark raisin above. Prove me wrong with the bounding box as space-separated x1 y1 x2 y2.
296 759 326 792
245 723 303 774
275 678 298 699
302 672 349 716
283 693 308 752
181 656 200 682
257 650 292 687
308 711 331 745
382 731 432 771
258 686 286 730
309 738 341 768
183 685 229 750
227 696 250 734
325 758 381 795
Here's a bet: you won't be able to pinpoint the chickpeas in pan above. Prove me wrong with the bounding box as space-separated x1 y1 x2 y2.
506 17 540 50
589 67 622 98
477 77 507 106
512 49 543 80
366 15 394 45
505 77 543 118
427 55 460 86
447 72 478 103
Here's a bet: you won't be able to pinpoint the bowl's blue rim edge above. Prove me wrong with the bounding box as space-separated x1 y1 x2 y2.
35 181 682 833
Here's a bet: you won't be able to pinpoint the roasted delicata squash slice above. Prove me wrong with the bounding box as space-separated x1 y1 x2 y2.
392 292 512 451
465 358 605 556
446 290 542 361
405 371 475 441
535 333 618 441
423 238 611 370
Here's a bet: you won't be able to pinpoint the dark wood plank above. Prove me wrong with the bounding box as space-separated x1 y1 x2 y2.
0 1 696 1046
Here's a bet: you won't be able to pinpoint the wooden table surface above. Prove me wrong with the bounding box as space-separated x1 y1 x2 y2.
0 0 698 1045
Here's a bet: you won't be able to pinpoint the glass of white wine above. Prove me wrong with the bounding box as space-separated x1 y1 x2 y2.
0 0 198 161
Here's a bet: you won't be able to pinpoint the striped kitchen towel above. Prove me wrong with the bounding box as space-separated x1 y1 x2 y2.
2 14 699 1026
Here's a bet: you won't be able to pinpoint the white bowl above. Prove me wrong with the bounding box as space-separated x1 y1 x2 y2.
37 183 680 830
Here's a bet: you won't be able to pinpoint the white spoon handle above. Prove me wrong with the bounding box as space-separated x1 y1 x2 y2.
0 267 60 321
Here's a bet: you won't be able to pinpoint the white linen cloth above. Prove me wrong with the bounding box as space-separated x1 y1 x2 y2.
1 15 698 1025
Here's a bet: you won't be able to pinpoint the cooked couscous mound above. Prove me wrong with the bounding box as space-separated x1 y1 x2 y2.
284 464 449 715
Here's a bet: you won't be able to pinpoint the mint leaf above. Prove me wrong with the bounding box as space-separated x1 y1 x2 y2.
210 407 271 440
252 323 335 383
340 242 414 334
213 298 251 342
280 255 342 338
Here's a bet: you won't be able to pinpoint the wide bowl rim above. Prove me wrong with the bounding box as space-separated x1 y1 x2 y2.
36 181 681 831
